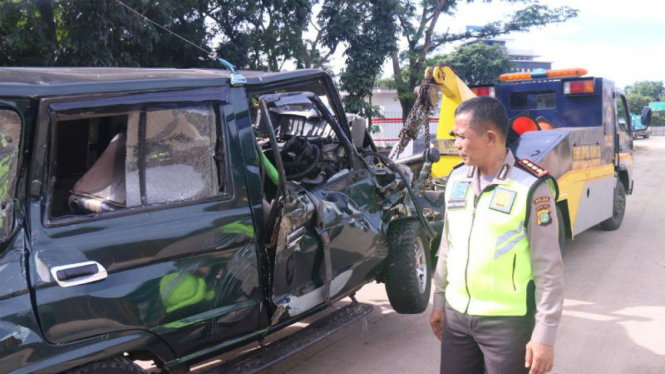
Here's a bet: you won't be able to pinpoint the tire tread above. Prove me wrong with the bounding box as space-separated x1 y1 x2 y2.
384 218 431 314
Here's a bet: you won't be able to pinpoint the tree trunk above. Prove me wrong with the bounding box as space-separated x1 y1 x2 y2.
391 51 410 122
35 0 58 47
399 96 415 124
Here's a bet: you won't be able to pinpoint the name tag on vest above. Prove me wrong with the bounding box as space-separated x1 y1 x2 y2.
447 181 470 210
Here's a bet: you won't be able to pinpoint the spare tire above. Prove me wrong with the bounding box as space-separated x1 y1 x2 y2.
384 218 431 314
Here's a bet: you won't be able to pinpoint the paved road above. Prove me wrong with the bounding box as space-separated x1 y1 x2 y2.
216 138 665 374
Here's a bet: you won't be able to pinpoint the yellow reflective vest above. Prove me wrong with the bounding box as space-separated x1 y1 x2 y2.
444 162 556 316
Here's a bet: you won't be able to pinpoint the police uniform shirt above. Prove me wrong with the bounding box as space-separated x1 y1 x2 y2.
432 149 564 346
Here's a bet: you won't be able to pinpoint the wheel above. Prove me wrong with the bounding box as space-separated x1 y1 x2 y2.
645 133 650 139
65 357 147 374
384 218 431 314
600 182 626 231
557 208 566 256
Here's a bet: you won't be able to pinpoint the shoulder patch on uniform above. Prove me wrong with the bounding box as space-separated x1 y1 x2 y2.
517 158 549 178
533 196 550 205
537 209 552 226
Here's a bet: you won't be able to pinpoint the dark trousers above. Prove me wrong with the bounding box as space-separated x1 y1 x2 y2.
440 303 535 374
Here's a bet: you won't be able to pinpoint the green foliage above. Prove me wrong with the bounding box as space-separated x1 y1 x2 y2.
0 0 577 122
0 1 55 66
0 0 211 68
625 80 664 100
376 77 398 89
651 112 665 127
626 93 651 116
426 43 513 85
319 0 400 116
210 0 312 71
624 80 665 117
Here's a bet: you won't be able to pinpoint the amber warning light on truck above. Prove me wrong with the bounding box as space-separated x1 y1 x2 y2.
499 68 588 82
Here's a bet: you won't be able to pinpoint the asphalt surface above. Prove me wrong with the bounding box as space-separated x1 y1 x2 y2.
204 137 665 374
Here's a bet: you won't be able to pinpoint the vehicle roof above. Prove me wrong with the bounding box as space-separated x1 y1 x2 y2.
0 67 329 97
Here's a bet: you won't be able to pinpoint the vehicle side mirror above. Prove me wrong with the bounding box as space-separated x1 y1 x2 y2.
641 106 652 129
348 114 367 149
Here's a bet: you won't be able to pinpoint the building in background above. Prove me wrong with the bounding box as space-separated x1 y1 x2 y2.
460 39 551 72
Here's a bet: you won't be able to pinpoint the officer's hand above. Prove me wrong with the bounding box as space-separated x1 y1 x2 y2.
429 309 445 341
525 340 554 374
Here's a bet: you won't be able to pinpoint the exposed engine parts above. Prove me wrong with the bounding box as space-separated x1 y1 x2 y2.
265 135 350 189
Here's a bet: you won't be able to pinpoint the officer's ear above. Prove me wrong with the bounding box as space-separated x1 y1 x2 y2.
486 129 498 146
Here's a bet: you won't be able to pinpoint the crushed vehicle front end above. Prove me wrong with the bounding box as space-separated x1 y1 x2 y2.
243 70 437 324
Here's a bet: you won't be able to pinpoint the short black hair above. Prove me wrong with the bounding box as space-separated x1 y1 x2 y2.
454 96 509 141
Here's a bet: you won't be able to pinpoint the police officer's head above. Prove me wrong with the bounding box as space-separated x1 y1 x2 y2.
452 96 509 167
455 96 509 142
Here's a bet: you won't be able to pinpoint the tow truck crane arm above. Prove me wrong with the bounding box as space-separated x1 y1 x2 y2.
390 65 475 178
428 65 476 178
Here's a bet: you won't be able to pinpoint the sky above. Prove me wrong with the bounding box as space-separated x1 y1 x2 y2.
422 0 665 89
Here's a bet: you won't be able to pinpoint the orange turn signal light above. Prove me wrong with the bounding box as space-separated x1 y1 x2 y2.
499 68 588 82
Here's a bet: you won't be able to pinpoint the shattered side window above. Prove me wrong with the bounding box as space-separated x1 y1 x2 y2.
143 103 218 205
50 100 225 221
0 109 21 239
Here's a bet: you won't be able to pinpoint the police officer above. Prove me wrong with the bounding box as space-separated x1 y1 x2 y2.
430 96 564 374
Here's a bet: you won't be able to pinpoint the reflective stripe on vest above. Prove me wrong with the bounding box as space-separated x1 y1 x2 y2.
444 164 541 316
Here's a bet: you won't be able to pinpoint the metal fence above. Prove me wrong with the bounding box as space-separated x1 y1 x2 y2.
648 126 665 136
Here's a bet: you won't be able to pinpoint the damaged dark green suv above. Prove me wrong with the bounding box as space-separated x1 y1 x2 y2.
0 67 438 374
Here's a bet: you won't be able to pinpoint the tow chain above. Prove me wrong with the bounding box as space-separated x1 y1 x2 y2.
388 68 438 160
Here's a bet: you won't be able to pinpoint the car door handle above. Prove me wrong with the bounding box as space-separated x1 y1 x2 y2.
50 261 108 288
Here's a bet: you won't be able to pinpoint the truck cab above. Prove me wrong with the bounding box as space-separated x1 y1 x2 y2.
484 68 650 238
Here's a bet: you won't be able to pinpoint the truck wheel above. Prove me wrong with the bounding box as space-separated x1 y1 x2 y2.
384 219 431 314
65 357 147 374
600 182 626 231
557 209 566 256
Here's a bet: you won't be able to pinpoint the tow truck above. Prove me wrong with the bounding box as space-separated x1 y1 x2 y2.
392 66 652 248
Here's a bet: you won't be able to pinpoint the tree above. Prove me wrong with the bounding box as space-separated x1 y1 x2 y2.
206 0 312 71
0 1 54 66
626 93 652 116
624 80 665 117
426 42 513 85
318 0 400 116
390 0 578 121
0 0 212 68
625 80 664 101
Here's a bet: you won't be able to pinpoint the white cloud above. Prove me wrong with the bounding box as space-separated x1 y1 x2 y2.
548 0 665 22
